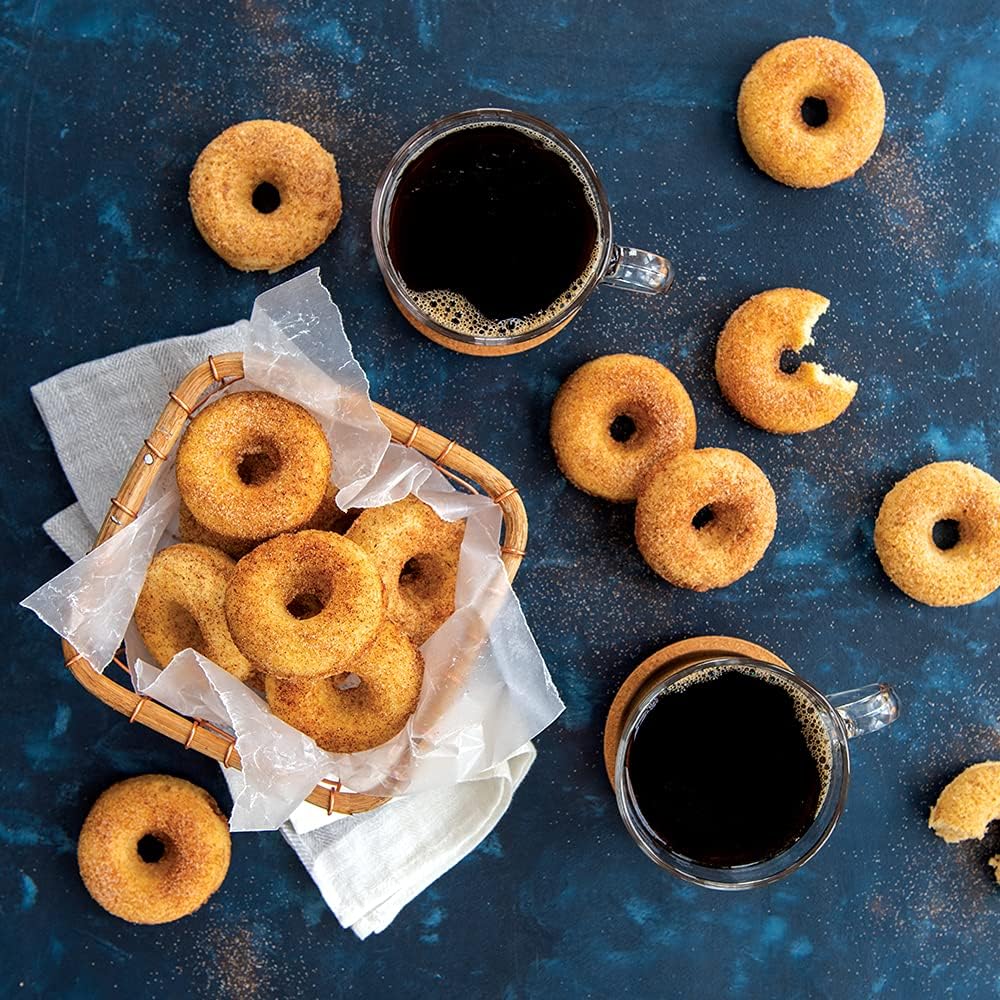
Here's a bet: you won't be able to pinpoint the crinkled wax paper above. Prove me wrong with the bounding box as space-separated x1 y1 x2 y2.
23 270 564 831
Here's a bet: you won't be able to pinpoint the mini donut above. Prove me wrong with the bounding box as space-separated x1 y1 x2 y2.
715 289 857 433
134 543 257 684
265 620 424 754
550 354 697 502
225 530 385 678
178 482 354 559
176 391 332 544
874 461 1000 606
929 761 1000 843
738 37 885 188
189 119 342 272
77 775 230 924
635 447 777 591
346 496 465 647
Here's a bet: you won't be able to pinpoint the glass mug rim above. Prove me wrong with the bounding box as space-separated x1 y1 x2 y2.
370 107 615 350
614 656 853 890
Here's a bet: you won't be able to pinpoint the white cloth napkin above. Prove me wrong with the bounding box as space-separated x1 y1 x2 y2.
31 327 536 938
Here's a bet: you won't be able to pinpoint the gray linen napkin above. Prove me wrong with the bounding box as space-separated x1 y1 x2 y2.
34 325 246 559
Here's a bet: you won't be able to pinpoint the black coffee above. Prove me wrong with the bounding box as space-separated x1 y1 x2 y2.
387 123 600 336
624 666 831 868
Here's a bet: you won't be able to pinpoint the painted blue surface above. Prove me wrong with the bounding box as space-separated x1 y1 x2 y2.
2 1 998 996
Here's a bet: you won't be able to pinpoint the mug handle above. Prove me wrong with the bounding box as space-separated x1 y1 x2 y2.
827 683 900 737
601 244 675 295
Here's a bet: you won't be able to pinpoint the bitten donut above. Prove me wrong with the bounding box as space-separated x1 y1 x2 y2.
189 119 342 272
346 496 466 647
265 620 424 754
77 775 230 924
737 37 885 188
635 448 777 591
715 289 857 433
178 482 353 559
874 461 1000 606
929 762 1000 844
176 391 332 543
550 354 697 502
134 543 256 684
225 530 385 678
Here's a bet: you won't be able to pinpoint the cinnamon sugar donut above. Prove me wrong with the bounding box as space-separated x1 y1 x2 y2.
176 392 331 544
715 289 857 433
189 119 342 272
77 775 230 924
178 482 352 559
225 530 385 678
550 354 697 502
134 543 257 684
929 761 1000 844
874 461 1000 606
635 448 777 590
346 497 466 647
738 37 885 188
265 620 424 753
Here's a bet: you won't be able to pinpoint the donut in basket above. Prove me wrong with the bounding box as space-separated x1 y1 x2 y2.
134 390 466 754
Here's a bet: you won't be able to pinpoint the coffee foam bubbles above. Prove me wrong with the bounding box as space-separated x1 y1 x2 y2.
671 663 834 805
397 121 603 340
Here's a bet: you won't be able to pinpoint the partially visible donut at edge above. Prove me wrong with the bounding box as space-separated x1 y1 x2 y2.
874 461 1000 607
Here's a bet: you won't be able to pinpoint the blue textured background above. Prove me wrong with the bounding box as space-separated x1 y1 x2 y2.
2 1 998 997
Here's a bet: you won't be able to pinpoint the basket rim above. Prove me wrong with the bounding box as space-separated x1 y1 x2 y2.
58 351 528 816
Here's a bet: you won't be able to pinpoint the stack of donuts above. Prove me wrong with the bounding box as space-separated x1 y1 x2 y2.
134 390 466 754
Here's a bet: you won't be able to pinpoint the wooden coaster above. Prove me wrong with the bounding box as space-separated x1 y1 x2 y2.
602 635 790 785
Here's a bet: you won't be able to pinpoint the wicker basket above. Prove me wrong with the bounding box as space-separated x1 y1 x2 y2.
59 352 527 816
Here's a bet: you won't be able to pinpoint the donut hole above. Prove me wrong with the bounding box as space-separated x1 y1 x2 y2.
237 449 280 485
399 556 440 601
609 414 637 443
137 833 167 864
800 97 829 128
251 181 281 214
779 349 802 374
332 671 362 691
691 499 752 546
932 519 961 551
286 592 327 620
692 505 715 530
168 604 205 656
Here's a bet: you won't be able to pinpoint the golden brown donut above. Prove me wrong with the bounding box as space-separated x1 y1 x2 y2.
225 530 385 678
189 119 342 272
346 496 465 647
176 391 331 544
738 37 885 188
265 620 424 754
550 354 697 502
874 461 1000 606
134 543 257 684
929 761 1000 843
178 482 353 559
77 775 230 924
635 448 777 591
715 289 857 434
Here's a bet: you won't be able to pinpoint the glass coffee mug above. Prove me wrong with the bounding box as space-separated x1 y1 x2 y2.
614 657 900 889
371 108 674 356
